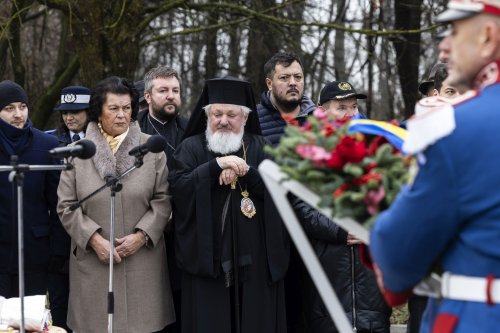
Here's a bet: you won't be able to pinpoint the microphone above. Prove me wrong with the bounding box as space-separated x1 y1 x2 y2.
49 139 96 160
129 135 166 157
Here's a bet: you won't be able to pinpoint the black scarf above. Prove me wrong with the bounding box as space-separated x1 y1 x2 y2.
0 118 32 156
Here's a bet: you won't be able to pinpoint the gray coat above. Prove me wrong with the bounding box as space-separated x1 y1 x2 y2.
57 121 175 332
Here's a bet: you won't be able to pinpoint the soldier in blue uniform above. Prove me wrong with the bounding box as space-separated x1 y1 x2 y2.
370 1 500 332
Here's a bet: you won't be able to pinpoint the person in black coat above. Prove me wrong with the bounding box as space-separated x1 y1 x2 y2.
170 77 289 333
302 81 391 333
137 66 188 333
0 81 63 305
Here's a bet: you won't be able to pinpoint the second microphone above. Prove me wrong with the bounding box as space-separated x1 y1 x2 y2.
129 135 167 157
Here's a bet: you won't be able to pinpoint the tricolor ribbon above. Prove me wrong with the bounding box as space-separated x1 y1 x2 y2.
348 119 408 153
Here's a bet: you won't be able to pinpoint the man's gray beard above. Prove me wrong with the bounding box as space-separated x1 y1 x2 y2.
206 127 244 155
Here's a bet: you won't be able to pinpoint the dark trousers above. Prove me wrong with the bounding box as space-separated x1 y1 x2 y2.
0 272 48 298
48 272 71 332
407 295 428 333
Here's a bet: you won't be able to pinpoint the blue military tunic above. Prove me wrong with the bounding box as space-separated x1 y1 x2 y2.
370 61 500 333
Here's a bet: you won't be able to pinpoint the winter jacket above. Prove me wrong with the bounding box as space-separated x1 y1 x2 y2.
257 91 391 332
57 121 175 332
0 120 63 275
257 91 316 147
304 241 391 333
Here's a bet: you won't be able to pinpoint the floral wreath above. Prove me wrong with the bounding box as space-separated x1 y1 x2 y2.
265 108 411 228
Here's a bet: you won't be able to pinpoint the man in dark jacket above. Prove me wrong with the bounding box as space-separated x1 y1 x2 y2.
0 81 63 305
257 52 316 146
137 66 187 333
304 81 391 333
137 66 187 171
258 52 353 333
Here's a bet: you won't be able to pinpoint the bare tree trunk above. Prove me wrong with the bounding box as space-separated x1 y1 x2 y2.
246 0 280 97
228 25 241 77
365 2 376 118
8 0 33 86
334 0 347 81
393 0 422 119
205 1 219 79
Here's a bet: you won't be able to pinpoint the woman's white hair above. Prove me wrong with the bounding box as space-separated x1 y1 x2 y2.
203 104 252 116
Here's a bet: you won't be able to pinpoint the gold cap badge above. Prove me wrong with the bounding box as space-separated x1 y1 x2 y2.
338 82 352 91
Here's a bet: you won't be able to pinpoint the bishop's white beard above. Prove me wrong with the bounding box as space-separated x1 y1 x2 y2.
206 126 244 155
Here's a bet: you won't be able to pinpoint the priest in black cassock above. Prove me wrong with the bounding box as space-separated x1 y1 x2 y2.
170 77 289 333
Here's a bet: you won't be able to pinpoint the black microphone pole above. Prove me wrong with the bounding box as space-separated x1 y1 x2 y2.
10 156 26 333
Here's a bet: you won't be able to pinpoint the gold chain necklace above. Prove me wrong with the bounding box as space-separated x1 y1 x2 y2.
230 141 256 219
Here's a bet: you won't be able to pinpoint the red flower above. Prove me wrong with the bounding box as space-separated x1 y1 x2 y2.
367 136 388 156
359 171 383 184
282 113 299 127
334 183 351 198
326 135 368 169
322 123 335 137
365 161 378 172
336 115 354 125
300 121 313 132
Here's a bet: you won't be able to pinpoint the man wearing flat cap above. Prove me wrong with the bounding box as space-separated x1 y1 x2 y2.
52 85 90 146
370 1 500 332
0 81 63 308
318 80 367 121
419 62 447 97
170 77 289 333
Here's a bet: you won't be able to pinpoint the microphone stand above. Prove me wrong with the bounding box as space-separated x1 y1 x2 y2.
69 154 146 333
0 156 71 333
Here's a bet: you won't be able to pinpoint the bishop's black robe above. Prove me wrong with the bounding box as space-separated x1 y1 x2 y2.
170 133 289 333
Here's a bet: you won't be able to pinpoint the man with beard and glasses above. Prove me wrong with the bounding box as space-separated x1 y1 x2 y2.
170 77 289 333
138 66 187 333
257 52 316 146
138 66 187 171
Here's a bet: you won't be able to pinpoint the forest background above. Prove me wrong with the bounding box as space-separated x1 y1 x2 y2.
0 0 447 130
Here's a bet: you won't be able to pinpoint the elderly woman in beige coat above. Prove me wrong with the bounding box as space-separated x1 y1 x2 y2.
57 76 175 333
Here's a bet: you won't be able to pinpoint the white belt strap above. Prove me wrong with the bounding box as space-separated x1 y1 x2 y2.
441 272 500 304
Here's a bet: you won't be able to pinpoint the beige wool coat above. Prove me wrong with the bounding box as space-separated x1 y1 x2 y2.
57 121 175 333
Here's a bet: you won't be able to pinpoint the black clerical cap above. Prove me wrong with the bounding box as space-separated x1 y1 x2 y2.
183 76 261 139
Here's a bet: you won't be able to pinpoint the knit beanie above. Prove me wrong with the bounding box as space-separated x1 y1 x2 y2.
0 80 29 111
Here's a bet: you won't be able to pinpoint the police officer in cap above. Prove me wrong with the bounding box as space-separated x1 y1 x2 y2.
52 86 90 146
370 1 500 332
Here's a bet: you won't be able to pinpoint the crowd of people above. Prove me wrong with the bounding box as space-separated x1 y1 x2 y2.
1 1 500 332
